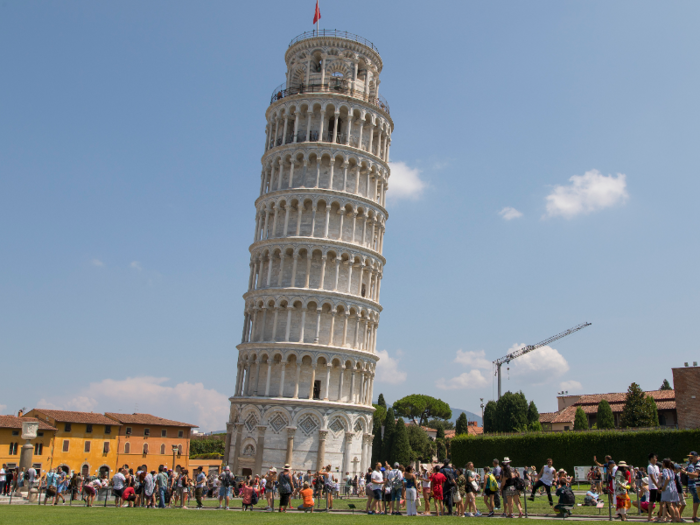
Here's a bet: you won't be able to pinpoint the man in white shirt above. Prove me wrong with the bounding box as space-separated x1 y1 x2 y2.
529 458 555 507
112 468 126 508
369 463 384 515
0 465 6 497
647 454 661 520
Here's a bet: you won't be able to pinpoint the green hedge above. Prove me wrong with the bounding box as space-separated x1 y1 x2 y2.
451 429 700 473
190 436 226 456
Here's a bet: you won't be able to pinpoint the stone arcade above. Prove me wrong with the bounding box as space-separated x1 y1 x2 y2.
225 29 393 477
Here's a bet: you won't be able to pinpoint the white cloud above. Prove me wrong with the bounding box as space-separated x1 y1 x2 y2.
560 380 582 392
387 161 427 202
37 376 229 432
545 169 628 219
91 259 104 267
436 370 489 390
0 404 6 413
130 261 142 271
454 349 492 369
499 207 523 220
506 343 570 377
376 350 407 385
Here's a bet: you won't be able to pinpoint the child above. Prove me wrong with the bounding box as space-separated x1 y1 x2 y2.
242 480 256 511
298 481 314 512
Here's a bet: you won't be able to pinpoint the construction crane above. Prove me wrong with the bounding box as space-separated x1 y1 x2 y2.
493 322 592 399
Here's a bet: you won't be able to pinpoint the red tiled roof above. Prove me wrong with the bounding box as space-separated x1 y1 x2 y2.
0 416 56 431
467 425 484 436
105 413 196 428
574 390 675 406
30 409 121 426
551 405 578 424
539 412 558 423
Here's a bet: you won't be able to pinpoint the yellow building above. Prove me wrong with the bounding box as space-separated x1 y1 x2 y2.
0 415 56 476
105 413 195 472
25 409 121 478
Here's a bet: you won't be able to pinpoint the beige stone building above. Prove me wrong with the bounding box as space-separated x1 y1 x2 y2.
226 30 393 477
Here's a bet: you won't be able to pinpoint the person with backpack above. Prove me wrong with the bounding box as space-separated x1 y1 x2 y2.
264 467 277 512
386 462 404 515
278 464 294 513
554 479 576 516
512 468 526 517
483 466 499 517
217 466 233 510
440 462 457 516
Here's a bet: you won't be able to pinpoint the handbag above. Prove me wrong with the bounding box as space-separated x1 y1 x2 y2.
471 480 479 492
453 490 462 503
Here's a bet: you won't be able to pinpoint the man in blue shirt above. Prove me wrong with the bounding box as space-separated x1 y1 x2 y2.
684 451 699 522
195 467 206 509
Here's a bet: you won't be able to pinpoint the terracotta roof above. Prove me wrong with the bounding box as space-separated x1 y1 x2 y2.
551 405 578 424
0 416 56 431
105 413 197 428
444 429 456 439
467 425 484 436
539 412 558 423
30 409 121 426
574 390 675 406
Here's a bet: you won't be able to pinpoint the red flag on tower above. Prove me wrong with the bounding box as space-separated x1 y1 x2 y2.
313 0 321 25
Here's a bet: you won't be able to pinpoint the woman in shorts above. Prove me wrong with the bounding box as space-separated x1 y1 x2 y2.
420 466 432 516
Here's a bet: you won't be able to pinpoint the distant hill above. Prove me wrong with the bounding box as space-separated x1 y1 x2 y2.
450 408 482 426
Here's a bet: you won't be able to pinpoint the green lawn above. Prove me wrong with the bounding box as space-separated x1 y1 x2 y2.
0 504 626 523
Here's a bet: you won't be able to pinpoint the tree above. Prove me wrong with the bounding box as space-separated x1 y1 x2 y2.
406 424 432 462
377 393 387 409
574 407 588 430
382 407 397 464
483 400 498 433
597 400 615 429
392 418 412 467
426 419 454 431
495 391 528 432
455 413 469 435
660 379 672 391
372 404 387 426
620 382 656 428
436 439 447 463
436 425 445 440
392 395 452 427
646 396 660 427
371 412 383 466
528 420 542 432
527 401 540 426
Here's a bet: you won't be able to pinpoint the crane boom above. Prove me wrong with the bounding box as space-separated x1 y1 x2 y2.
493 322 591 399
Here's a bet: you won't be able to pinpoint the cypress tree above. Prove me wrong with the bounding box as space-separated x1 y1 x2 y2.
574 407 588 430
646 396 660 426
495 391 528 432
382 407 397 464
660 379 672 391
484 400 498 433
371 412 383 466
527 401 540 426
436 424 445 440
455 413 469 435
378 393 387 409
436 439 447 463
597 400 615 429
392 418 412 467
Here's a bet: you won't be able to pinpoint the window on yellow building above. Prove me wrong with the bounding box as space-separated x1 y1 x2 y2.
161 429 167 437
11 430 19 436
103 442 110 454
126 427 132 435
9 443 18 455
84 441 91 453
143 443 149 455
34 443 43 455
178 430 184 438
64 424 71 432
62 440 69 452
124 443 130 454
86 424 93 433
160 444 166 454
144 428 150 436
105 425 112 434
177 444 182 456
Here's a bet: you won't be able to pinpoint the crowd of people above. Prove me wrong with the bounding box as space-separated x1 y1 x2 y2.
3 448 699 520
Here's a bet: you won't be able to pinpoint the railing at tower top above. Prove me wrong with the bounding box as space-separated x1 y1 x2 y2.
288 29 379 54
269 80 390 115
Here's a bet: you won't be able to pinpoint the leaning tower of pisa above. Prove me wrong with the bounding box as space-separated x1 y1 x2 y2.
224 30 393 477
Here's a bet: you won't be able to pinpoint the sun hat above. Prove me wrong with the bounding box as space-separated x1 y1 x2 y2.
394 462 400 468
224 466 230 471
503 457 511 464
618 461 628 468
284 464 290 471
270 467 277 473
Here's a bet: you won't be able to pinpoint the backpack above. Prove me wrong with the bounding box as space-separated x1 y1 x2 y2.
279 474 292 495
391 471 404 490
222 473 232 488
487 474 498 492
560 487 576 505
514 477 526 491
583 495 596 506
251 489 259 505
24 472 30 481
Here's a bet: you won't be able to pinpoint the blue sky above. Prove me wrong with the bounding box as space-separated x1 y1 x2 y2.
2 1 699 431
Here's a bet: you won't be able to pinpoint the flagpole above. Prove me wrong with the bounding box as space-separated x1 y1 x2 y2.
316 0 319 35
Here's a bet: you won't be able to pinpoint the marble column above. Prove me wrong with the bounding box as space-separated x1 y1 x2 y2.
293 363 301 399
324 364 332 401
278 359 286 397
231 423 244 474
308 362 317 399
316 429 328 471
254 425 267 474
343 432 354 476
285 427 297 466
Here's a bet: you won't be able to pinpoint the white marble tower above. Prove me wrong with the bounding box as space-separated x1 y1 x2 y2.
225 30 393 478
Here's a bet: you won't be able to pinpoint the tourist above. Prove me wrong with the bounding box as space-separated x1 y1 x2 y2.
659 458 680 522
145 469 156 508
112 468 126 508
179 469 190 508
614 461 632 520
683 451 699 522
420 465 432 516
242 479 256 511
45 468 59 505
364 467 374 513
217 466 233 510
530 458 556 507
430 465 446 516
647 454 663 521
156 465 168 509
368 462 384 515
0 464 6 497
83 477 100 507
491 459 502 512
632 478 655 514
386 461 404 515
483 466 499 517
277 464 293 513
464 461 481 517
194 466 206 509
264 467 277 511
122 484 136 507
454 468 466 516
554 479 576 516
675 463 686 519
298 481 314 512
441 462 457 516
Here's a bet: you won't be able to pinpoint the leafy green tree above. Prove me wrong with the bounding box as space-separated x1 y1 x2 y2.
406 424 432 462
574 407 588 430
371 412 383 466
455 413 469 435
495 391 528 432
377 393 387 409
621 383 656 428
393 394 452 427
483 400 498 433
660 379 672 391
646 396 660 426
372 403 387 425
528 420 542 432
382 407 397 464
527 401 540 426
597 400 615 429
392 418 412 467
426 419 454 430
190 436 225 456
